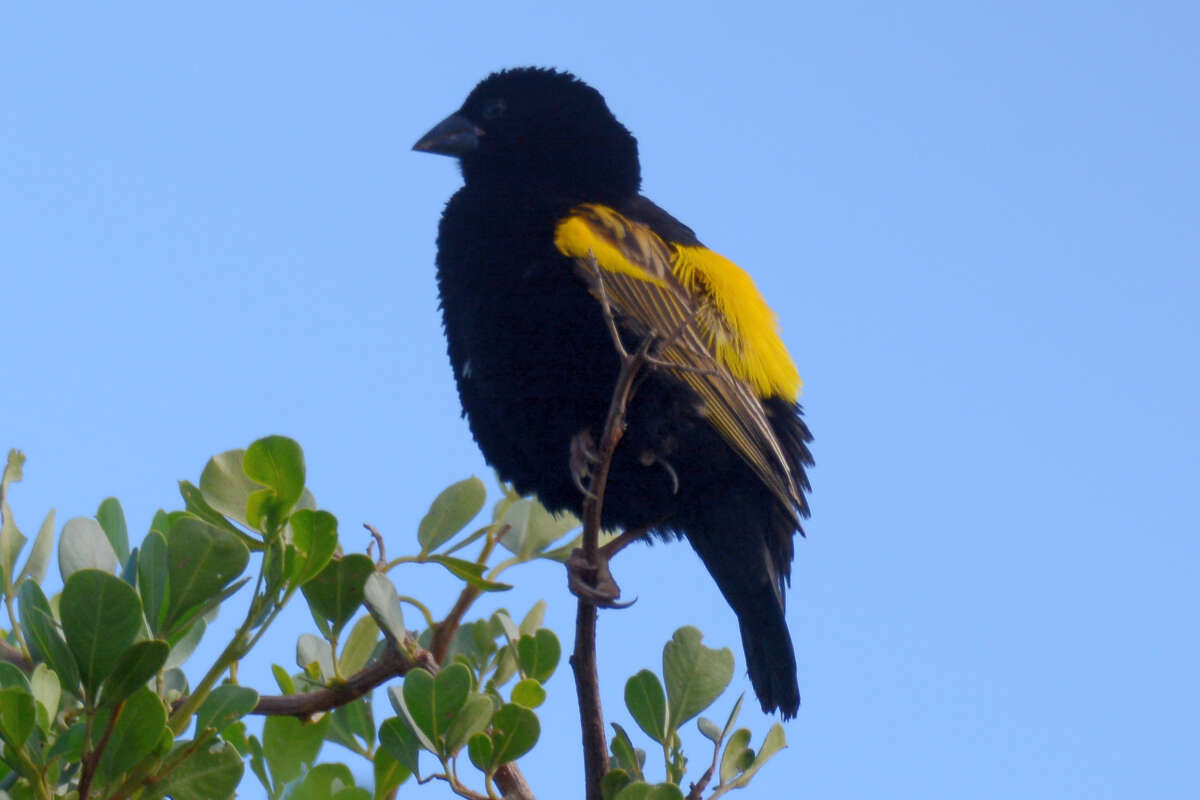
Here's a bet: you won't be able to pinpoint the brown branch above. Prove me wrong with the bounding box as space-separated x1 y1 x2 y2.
430 584 483 666
364 523 387 565
251 638 435 717
494 764 535 800
79 697 123 800
248 578 535 799
572 262 657 800
686 763 716 800
0 640 32 672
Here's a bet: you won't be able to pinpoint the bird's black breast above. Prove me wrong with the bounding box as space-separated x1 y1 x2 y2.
435 186 623 509
434 187 805 540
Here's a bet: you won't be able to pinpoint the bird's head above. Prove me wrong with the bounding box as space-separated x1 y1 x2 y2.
414 67 641 204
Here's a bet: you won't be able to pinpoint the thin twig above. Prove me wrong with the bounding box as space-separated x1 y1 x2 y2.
0 640 32 672
573 259 658 800
431 584 483 665
79 698 122 800
251 638 435 717
364 523 387 565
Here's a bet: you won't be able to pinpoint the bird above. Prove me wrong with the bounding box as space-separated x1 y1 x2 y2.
413 67 813 717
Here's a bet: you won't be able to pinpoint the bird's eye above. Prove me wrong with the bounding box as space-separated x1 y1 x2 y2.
481 98 507 120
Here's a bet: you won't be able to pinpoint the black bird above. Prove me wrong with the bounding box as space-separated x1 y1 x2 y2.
414 68 813 717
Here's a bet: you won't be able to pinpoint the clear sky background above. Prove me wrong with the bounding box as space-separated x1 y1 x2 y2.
3 2 1197 798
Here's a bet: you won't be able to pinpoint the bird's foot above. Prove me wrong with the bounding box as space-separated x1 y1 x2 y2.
638 450 680 495
569 430 601 499
566 547 635 609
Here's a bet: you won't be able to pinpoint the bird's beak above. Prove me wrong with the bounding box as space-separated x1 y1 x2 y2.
413 113 481 156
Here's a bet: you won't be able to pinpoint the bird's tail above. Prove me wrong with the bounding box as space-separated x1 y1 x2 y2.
736 589 799 718
682 500 800 718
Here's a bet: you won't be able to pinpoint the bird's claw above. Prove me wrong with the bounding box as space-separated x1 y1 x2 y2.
570 430 601 499
566 547 636 609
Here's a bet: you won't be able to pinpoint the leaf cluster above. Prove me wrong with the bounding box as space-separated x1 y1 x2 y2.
0 440 790 799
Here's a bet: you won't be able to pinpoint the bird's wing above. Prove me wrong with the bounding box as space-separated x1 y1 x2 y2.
554 203 805 521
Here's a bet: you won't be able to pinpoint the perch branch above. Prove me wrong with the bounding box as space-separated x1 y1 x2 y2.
572 256 659 800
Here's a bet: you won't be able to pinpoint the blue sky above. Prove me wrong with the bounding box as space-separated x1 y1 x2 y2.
3 2 1198 797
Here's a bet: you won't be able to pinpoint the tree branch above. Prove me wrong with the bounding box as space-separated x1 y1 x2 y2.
572 259 658 800
0 640 32 672
250 638 435 717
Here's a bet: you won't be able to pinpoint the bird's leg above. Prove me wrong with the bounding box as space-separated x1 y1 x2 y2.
570 430 601 500
638 450 680 495
566 547 624 607
566 526 648 609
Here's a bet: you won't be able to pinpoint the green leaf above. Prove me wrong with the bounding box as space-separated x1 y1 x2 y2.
287 763 361 800
363 573 406 645
16 508 55 586
488 702 540 766
1 450 23 489
602 769 633 800
609 723 644 779
662 626 733 730
46 719 88 766
261 714 330 787
196 685 258 734
297 634 334 679
164 618 206 670
613 783 685 800
244 436 305 511
443 693 494 755
150 510 171 536
178 481 260 548
301 554 375 636
373 746 410 800
30 664 60 734
97 687 167 782
625 669 668 744
148 740 244 800
338 614 379 676
60 569 143 695
245 733 271 797
288 509 338 587
138 531 169 634
497 497 579 559
402 663 471 753
468 732 493 772
0 687 35 748
58 516 119 580
725 723 786 788
427 554 511 591
697 717 721 742
99 639 170 707
96 497 130 565
613 783 651 800
493 609 521 645
329 697 375 752
0 455 27 594
162 667 188 700
0 662 29 691
199 449 260 529
271 664 295 695
719 728 753 784
418 477 485 555
510 678 546 709
379 716 422 779
519 599 547 636
517 629 561 683
162 517 249 635
17 580 81 695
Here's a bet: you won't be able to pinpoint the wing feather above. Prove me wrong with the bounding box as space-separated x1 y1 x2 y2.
554 204 805 522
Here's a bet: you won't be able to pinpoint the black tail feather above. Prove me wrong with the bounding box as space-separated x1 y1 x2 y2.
681 495 800 718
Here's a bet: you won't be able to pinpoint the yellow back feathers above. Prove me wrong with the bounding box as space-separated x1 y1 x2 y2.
554 204 800 402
